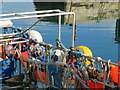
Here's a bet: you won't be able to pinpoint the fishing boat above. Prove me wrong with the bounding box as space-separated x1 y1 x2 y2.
0 9 120 89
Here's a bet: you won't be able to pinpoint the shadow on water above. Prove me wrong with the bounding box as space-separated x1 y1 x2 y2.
34 2 65 24
115 19 120 62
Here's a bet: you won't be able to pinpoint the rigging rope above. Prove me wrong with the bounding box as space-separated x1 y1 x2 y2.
0 16 46 37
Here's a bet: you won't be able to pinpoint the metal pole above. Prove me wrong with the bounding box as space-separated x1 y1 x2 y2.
19 59 21 74
0 40 29 46
0 37 23 42
58 15 61 40
72 13 75 48
82 55 120 66
0 12 74 21
0 9 61 17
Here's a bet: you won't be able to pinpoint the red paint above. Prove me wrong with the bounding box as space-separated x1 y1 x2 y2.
89 80 104 90
21 51 29 67
110 61 120 87
35 68 48 83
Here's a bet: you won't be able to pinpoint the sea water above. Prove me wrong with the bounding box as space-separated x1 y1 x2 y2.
1 2 119 63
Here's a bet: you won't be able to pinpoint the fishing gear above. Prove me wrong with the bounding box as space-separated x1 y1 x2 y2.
1 10 120 89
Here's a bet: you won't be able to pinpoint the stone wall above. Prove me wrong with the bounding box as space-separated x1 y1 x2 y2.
64 2 119 24
33 2 119 24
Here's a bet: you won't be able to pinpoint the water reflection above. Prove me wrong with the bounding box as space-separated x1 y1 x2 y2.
33 2 65 23
118 45 120 63
115 19 120 62
33 2 119 62
33 2 119 24
115 19 120 44
1 2 119 62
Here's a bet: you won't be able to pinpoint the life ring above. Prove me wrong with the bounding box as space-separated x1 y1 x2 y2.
74 46 93 66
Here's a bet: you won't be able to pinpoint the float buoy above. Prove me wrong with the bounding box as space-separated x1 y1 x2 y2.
28 30 43 43
74 46 93 66
51 49 66 63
